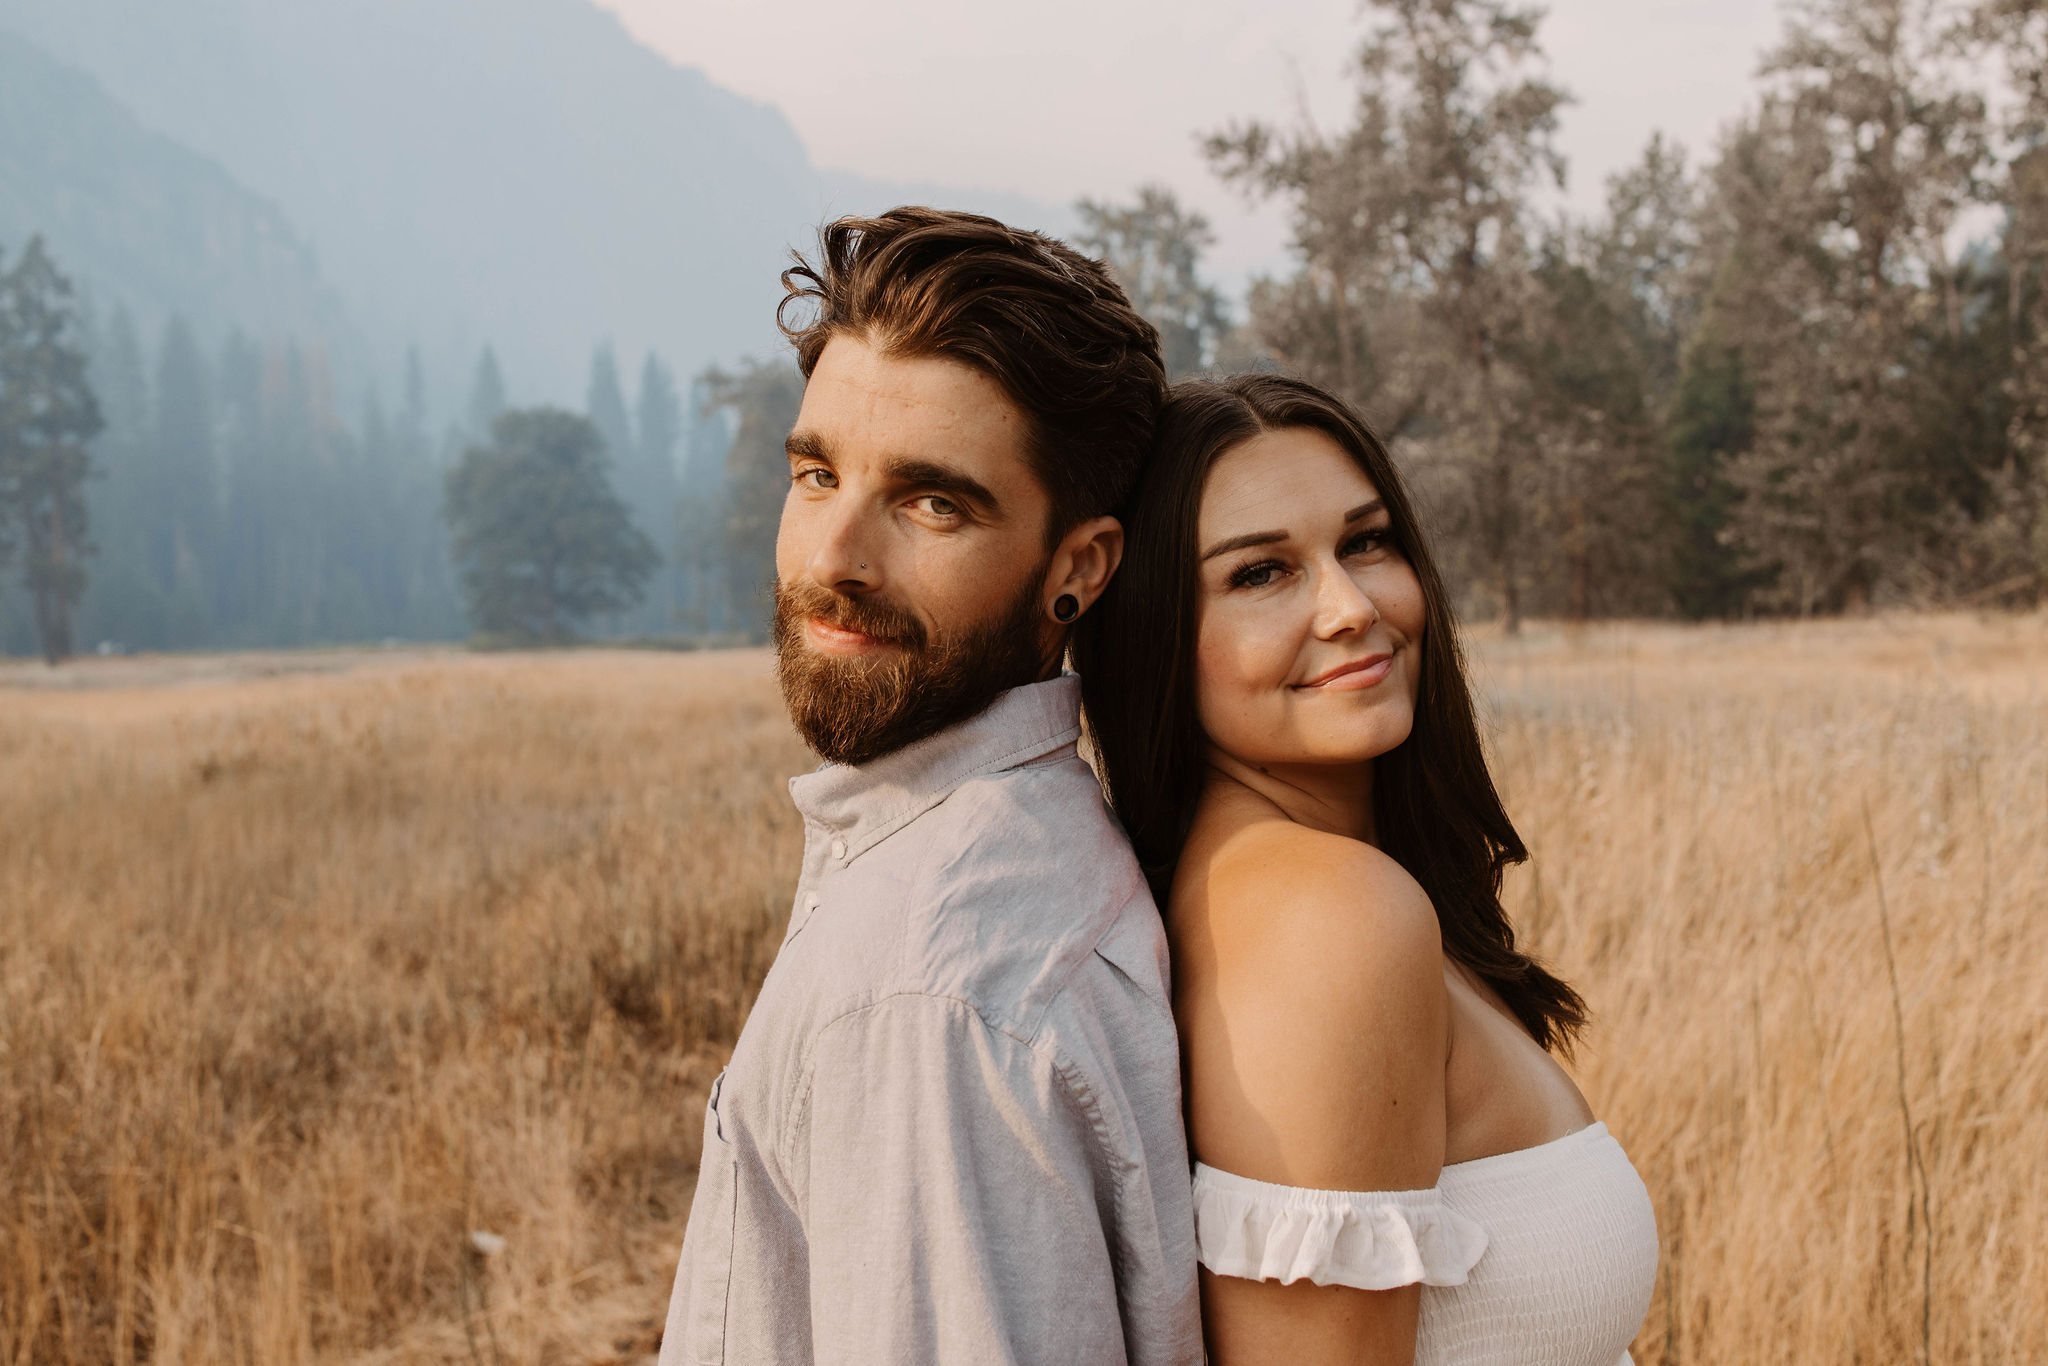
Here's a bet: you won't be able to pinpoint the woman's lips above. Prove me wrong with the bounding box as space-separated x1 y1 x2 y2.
804 617 895 655
1297 652 1394 690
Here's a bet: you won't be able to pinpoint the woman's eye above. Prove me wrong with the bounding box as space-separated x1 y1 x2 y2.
1228 561 1284 590
794 467 838 490
1342 528 1389 557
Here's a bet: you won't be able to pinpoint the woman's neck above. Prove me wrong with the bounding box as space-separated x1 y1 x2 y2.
1204 747 1376 845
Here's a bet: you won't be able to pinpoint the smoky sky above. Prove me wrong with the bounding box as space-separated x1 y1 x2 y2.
595 0 1787 290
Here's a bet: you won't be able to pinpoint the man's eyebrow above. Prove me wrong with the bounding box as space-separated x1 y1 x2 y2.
885 457 1002 514
785 430 831 463
1200 500 1388 562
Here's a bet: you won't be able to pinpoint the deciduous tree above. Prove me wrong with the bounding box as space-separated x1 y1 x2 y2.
1210 0 1569 630
442 407 655 643
1074 185 1233 378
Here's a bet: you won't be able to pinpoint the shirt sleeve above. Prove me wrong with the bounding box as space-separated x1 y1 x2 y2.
797 992 1129 1366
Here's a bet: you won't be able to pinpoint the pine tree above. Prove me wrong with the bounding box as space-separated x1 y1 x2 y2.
393 346 464 636
634 351 683 632
585 343 634 468
706 361 805 636
0 237 104 663
1663 339 1761 618
466 346 506 441
678 373 735 633
213 330 267 641
80 304 151 647
1702 0 1990 610
152 315 218 637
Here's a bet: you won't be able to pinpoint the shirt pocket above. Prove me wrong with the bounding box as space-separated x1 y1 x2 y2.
679 1069 738 1365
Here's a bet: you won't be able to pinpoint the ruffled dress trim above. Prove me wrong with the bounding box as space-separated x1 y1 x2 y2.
1192 1162 1490 1291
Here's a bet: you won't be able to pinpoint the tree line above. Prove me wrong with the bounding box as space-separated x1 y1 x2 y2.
1123 0 2048 624
6 0 2044 660
0 237 755 660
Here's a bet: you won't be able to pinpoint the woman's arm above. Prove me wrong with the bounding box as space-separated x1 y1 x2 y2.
1179 822 1450 1366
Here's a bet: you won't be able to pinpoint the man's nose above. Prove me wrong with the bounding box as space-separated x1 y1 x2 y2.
805 502 880 593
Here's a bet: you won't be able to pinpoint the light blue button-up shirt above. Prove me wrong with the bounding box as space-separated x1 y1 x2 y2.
659 674 1203 1365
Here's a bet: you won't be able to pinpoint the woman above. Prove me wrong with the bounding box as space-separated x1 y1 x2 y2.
1074 374 1658 1365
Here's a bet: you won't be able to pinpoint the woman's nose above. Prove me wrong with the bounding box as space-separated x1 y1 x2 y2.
1312 563 1379 639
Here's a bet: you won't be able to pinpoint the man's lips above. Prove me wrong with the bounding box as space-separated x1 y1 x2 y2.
803 616 898 655
1296 652 1395 690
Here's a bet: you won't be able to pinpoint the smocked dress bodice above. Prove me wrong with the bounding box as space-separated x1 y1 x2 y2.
1193 1122 1659 1366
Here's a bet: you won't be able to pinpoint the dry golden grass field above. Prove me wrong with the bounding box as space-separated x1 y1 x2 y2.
2 614 2044 1364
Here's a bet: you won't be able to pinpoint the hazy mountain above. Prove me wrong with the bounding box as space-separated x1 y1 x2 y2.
0 29 357 364
0 0 1066 409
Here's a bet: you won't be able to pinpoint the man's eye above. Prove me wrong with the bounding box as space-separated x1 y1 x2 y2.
794 467 838 489
916 495 961 518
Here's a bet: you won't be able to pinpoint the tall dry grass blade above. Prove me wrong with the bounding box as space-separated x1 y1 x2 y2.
1862 800 1935 1366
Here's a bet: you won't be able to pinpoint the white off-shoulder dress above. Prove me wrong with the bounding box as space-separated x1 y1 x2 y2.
1193 1122 1659 1365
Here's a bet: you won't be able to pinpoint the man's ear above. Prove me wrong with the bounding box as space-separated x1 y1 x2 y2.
1043 515 1125 617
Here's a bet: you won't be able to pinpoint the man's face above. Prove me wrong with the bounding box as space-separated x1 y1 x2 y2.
772 333 1063 765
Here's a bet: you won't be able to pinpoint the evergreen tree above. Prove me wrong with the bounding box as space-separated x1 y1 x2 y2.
443 408 656 643
152 315 218 637
356 386 404 624
393 346 464 637
1663 339 1761 618
1701 0 1990 611
634 351 684 632
585 343 634 467
79 304 151 647
678 372 735 633
213 330 267 640
466 346 506 440
583 341 646 636
1514 243 1664 619
0 237 104 663
706 360 805 636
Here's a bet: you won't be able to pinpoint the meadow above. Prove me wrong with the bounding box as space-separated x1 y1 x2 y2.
1 615 2043 1363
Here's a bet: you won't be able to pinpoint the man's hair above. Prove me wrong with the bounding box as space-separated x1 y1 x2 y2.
779 207 1167 540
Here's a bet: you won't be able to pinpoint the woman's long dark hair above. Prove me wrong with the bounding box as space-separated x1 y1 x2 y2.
1074 374 1586 1052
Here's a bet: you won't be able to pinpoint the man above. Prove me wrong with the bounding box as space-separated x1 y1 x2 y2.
657 208 1203 1365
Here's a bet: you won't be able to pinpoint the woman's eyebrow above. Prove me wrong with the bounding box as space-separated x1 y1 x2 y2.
1201 500 1386 562
1201 529 1286 561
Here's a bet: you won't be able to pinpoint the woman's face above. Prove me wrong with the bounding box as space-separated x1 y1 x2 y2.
1193 426 1427 771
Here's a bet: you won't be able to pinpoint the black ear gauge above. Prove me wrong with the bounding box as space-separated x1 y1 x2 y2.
1052 594 1080 623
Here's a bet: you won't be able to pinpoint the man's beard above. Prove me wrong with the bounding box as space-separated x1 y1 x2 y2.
772 574 1051 767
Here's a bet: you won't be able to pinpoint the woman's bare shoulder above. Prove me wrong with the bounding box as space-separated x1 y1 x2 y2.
1194 817 1440 966
1175 816 1448 1191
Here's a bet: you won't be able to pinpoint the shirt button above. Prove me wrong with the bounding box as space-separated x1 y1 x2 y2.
829 838 847 861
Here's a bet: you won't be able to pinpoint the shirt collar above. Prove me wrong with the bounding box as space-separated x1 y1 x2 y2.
787 673 1083 860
